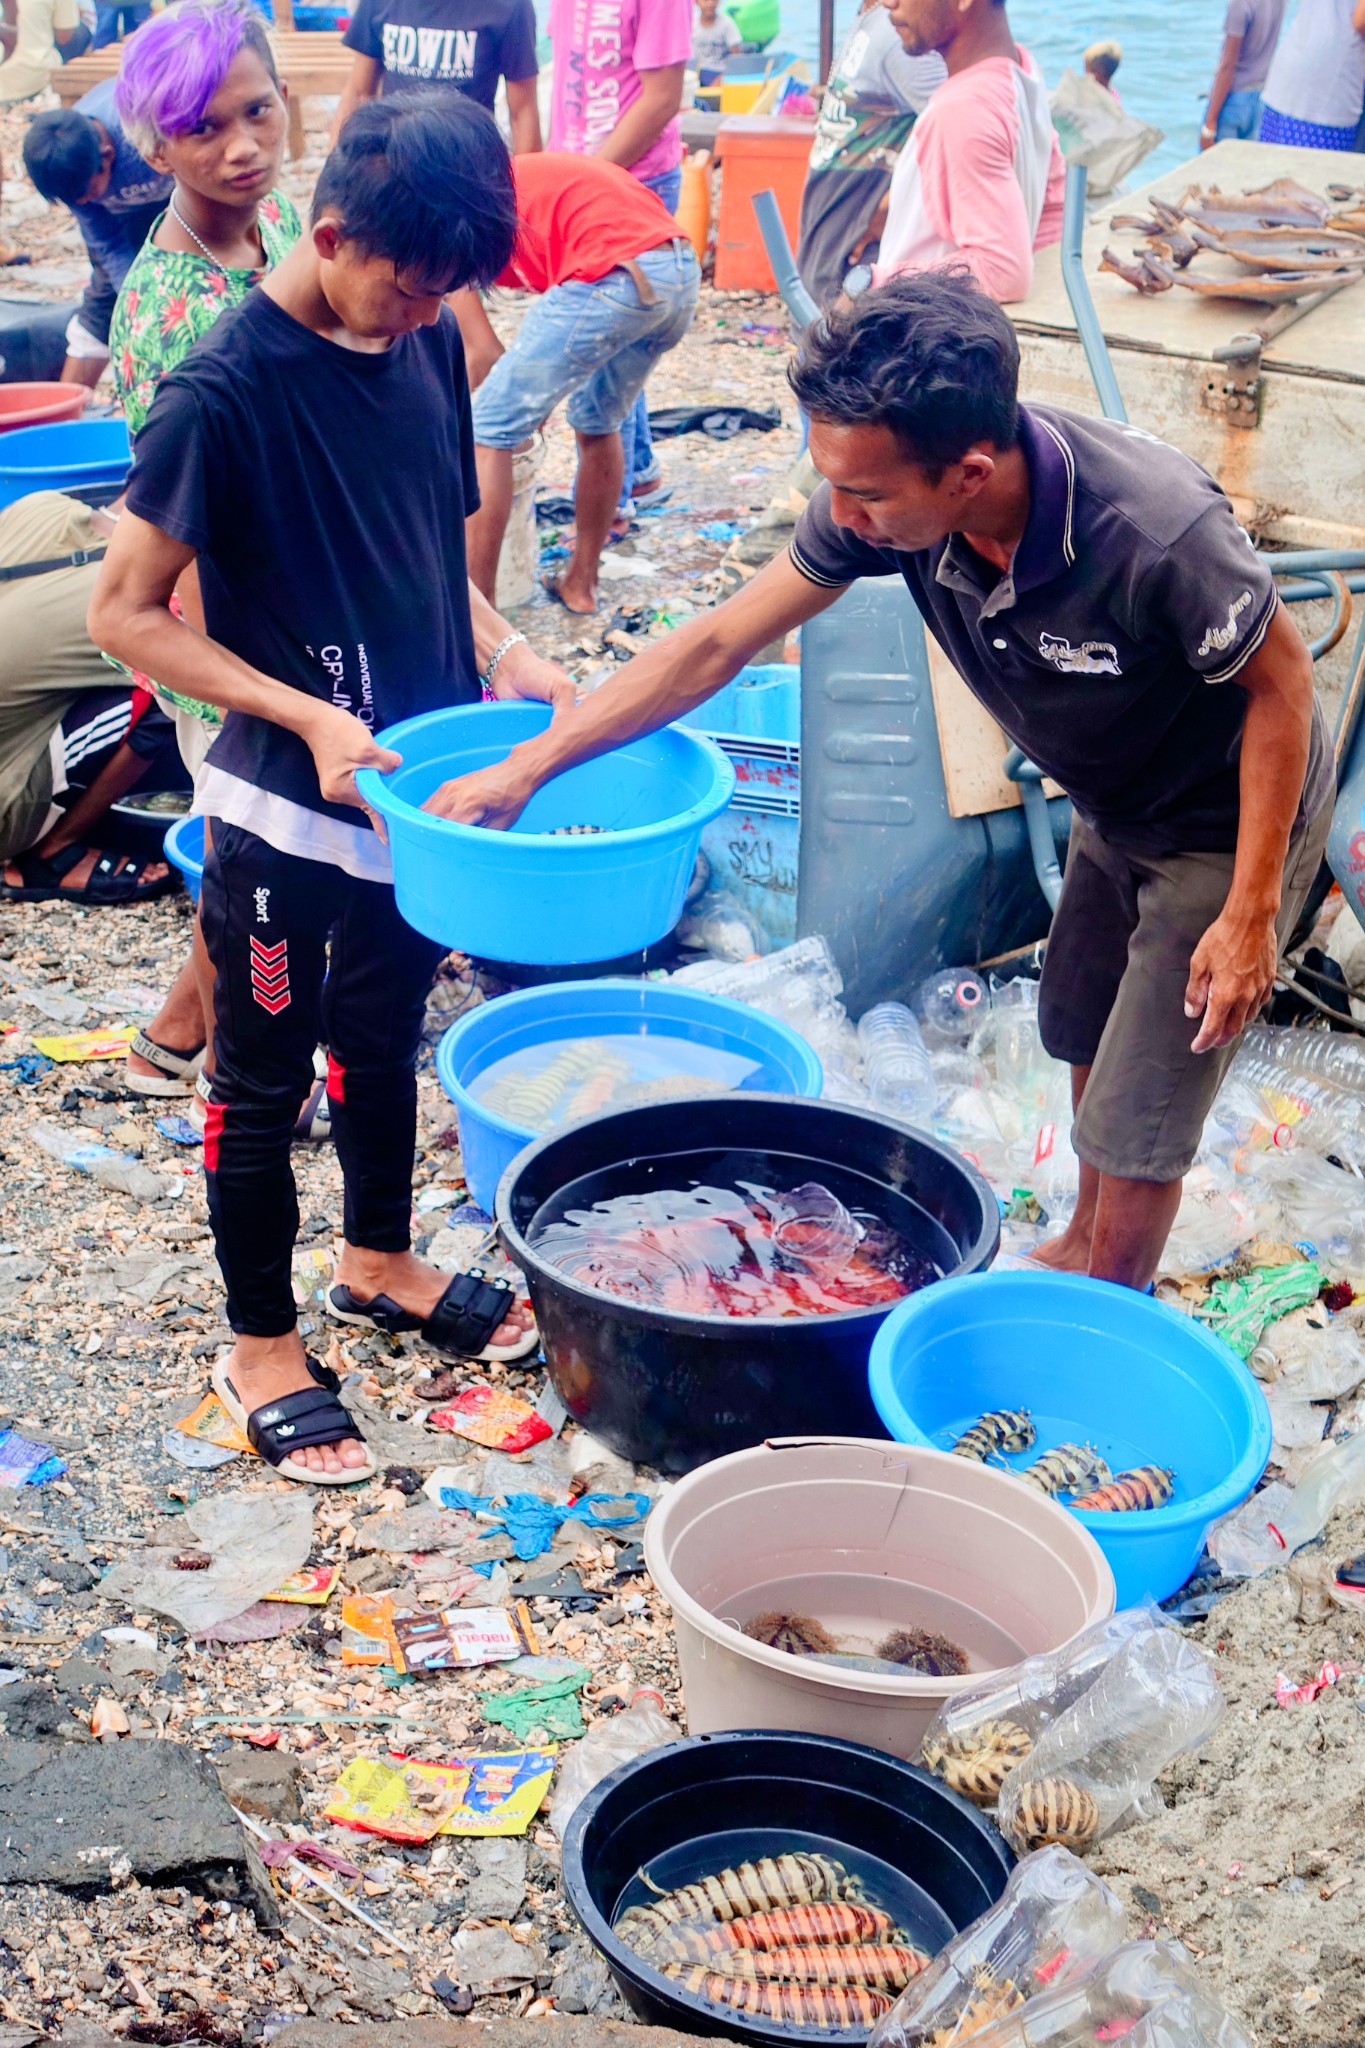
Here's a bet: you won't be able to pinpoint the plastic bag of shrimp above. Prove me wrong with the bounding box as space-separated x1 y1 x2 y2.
876 1938 1251 2048
917 1606 1163 1810
994 1627 1224 1859
866 1846 1125 2047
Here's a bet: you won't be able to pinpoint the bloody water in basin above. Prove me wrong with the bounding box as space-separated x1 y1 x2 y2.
527 1149 947 1319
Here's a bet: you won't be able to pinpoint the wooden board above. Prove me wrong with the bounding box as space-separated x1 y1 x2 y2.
924 630 1063 820
52 31 351 159
1010 139 1365 383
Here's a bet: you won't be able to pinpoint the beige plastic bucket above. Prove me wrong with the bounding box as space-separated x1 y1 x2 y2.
493 434 545 612
644 1436 1116 1760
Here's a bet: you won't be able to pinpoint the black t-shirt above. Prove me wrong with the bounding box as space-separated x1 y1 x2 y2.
125 287 481 855
343 0 538 106
791 405 1333 854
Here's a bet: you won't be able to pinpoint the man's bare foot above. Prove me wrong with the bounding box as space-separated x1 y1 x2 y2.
1029 1228 1093 1274
544 569 598 616
1 845 170 891
334 1244 534 1350
223 1330 370 1476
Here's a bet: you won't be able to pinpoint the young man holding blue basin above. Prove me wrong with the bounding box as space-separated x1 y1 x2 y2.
431 270 1333 1296
89 95 565 1483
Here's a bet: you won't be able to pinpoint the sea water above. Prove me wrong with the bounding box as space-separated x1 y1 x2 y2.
470 1032 763 1134
533 0 1231 182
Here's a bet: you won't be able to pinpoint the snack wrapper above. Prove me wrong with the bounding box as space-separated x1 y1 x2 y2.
428 1383 552 1454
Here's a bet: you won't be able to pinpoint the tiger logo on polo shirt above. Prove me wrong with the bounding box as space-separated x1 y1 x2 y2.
1037 631 1122 677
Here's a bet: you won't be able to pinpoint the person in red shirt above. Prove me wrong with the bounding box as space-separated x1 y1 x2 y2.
456 151 699 615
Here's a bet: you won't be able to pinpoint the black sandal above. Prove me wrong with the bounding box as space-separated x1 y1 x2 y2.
326 1267 539 1363
1 842 176 905
212 1355 376 1487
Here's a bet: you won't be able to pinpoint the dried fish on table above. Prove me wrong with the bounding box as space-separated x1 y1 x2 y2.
1167 264 1365 302
1100 246 1173 294
1174 176 1333 228
1187 225 1365 272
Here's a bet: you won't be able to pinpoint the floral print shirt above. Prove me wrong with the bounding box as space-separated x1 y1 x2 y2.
112 190 301 436
109 191 300 727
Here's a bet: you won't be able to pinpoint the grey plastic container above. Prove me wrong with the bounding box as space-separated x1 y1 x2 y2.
797 578 1071 1014
644 1436 1116 1760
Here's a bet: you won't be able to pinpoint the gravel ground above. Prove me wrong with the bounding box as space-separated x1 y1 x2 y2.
1 78 1364 2048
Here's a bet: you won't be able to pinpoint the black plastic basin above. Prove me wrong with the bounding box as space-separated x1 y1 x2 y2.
496 1094 999 1473
561 1728 1014 2043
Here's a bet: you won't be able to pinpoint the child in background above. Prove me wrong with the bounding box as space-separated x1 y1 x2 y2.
692 0 740 72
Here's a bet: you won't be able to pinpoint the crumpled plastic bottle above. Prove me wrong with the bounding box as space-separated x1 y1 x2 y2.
1208 1430 1365 1575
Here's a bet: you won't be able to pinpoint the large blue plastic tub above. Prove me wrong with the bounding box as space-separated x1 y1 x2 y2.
355 703 734 965
868 1270 1271 1607
0 417 131 508
164 813 204 903
436 977 823 1212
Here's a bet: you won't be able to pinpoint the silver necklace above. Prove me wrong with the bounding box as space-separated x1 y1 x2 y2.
169 194 259 270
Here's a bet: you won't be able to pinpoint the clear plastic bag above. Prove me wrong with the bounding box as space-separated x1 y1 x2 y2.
867 1847 1126 2047
919 1608 1161 1809
924 1940 1251 2048
995 1628 1224 1856
548 1689 677 1838
98 1488 313 1634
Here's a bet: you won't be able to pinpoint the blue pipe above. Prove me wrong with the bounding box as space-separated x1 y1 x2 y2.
1003 748 1063 910
751 188 820 333
1061 162 1128 425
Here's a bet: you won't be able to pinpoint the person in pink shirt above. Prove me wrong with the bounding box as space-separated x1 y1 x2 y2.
875 0 1065 304
549 0 693 512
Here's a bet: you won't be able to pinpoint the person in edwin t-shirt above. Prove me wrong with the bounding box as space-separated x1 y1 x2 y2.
876 0 1064 303
458 152 698 614
549 0 692 513
89 96 575 1485
333 0 540 153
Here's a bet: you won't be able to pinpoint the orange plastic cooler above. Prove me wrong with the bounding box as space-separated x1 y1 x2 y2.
713 116 816 292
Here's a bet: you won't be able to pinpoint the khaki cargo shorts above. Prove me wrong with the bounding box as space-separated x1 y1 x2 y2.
1038 801 1332 1182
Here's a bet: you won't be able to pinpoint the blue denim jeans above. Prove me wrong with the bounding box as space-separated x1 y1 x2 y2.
1211 87 1262 141
92 1 150 45
621 164 683 505
471 239 699 450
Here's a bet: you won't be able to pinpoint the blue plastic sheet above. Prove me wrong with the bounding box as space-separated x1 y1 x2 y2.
438 1487 650 1561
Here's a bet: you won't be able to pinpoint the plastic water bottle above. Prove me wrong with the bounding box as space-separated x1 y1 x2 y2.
1262 1430 1365 1556
857 1003 937 1124
914 969 989 1048
548 1687 677 1838
1238 1022 1365 1089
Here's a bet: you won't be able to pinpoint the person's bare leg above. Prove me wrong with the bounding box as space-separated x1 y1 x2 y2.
332 1243 533 1347
1030 1064 1097 1273
465 443 516 600
551 429 624 615
2 738 169 891
1087 1174 1184 1291
224 1329 370 1475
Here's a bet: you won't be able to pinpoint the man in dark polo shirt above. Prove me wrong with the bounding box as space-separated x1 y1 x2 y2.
424 271 1334 1291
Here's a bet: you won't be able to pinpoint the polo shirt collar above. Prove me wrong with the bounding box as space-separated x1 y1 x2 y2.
932 406 1077 618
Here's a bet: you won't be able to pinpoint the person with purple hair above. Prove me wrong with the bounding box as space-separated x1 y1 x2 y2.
108 0 299 1108
111 0 299 436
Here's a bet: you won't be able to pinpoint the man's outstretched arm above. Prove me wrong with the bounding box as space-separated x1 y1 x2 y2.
423 550 845 826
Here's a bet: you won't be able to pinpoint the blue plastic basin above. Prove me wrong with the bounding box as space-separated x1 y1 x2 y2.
0 417 131 508
868 1270 1271 1606
355 702 735 965
164 813 204 903
436 977 823 1211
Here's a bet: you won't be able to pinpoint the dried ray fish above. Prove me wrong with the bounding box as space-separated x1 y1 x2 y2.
1176 176 1331 228
1099 245 1172 295
1188 224 1365 271
1110 212 1162 234
1168 264 1365 302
